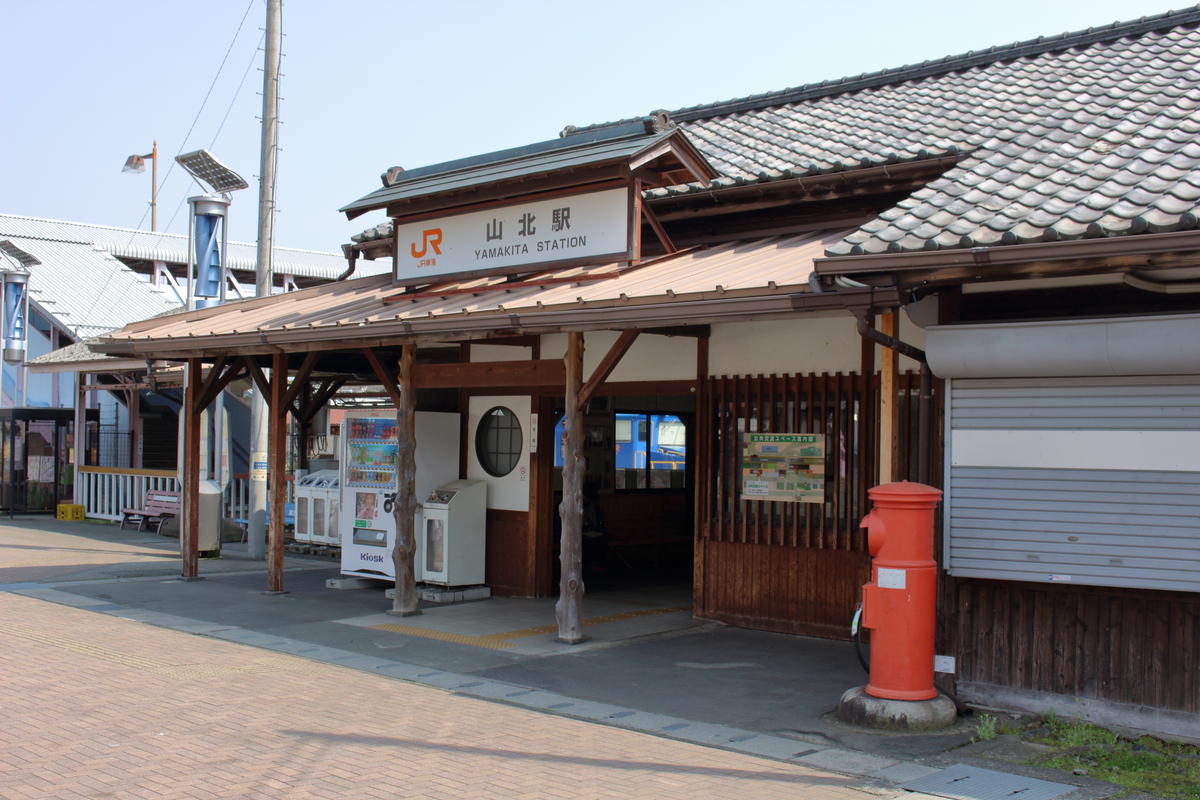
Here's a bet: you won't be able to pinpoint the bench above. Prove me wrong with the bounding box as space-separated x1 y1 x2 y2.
120 490 181 535
234 502 296 540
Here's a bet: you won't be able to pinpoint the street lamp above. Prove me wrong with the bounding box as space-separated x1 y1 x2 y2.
122 141 159 231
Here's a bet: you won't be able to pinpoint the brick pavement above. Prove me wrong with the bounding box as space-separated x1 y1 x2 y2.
0 520 180 584
0 592 902 800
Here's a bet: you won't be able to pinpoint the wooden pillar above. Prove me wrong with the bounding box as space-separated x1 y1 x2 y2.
129 387 142 469
266 351 288 593
860 331 875 499
182 358 201 579
878 311 899 484
555 332 586 643
692 334 709 612
391 343 420 616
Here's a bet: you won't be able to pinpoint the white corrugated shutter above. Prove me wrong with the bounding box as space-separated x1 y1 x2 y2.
945 376 1200 592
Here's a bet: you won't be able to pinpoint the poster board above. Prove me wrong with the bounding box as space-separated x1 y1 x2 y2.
741 433 826 503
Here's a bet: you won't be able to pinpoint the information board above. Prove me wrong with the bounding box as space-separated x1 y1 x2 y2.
741 433 826 503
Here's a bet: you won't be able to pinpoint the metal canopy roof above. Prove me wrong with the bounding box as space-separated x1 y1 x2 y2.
97 230 855 359
340 123 716 219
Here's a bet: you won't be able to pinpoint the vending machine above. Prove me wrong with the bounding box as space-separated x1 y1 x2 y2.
339 409 459 581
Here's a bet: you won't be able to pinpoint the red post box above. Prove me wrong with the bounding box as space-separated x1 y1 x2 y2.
859 481 942 701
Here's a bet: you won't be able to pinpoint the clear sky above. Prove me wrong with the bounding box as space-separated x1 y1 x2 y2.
1 0 1187 254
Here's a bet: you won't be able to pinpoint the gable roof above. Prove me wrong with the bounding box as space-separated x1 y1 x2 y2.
340 121 716 219
576 7 1200 256
0 233 180 339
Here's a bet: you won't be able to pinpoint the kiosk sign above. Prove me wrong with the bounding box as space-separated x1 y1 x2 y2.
393 187 630 282
742 433 826 503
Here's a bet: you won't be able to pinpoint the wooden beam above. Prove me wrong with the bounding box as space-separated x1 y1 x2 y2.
302 378 344 423
391 343 420 616
191 356 230 412
577 330 639 411
641 202 677 254
878 311 899 485
240 356 270 400
266 351 288 594
362 348 403 407
195 360 245 412
182 358 202 580
281 352 319 411
555 332 586 643
413 359 565 390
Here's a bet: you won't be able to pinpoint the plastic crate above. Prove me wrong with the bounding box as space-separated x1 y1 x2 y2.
56 503 85 521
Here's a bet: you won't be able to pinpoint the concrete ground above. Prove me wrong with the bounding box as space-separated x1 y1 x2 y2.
0 517 1133 799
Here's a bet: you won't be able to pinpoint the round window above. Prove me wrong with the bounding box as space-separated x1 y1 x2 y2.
475 406 523 477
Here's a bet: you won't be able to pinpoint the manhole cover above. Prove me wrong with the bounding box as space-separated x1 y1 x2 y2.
902 764 1074 800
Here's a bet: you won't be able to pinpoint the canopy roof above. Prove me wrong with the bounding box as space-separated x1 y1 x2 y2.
96 231 871 359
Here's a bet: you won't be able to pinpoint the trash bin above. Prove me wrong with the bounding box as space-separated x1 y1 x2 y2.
198 479 222 555
295 469 339 546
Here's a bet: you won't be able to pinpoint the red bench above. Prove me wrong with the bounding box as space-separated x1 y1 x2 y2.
120 490 181 535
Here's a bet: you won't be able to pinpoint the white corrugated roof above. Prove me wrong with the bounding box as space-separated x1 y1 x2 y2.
0 213 390 280
0 234 181 338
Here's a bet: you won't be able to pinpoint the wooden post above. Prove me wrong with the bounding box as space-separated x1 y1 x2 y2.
692 334 709 613
129 387 142 469
860 331 875 501
555 332 586 643
182 358 201 579
878 311 899 485
391 343 420 616
266 351 288 593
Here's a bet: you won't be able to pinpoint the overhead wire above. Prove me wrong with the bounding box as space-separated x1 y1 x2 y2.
87 0 259 336
161 26 265 235
124 0 257 246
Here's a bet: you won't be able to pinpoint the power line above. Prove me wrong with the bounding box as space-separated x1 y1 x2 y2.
124 0 257 246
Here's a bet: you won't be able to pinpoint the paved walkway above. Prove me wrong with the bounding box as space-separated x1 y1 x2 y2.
0 520 912 799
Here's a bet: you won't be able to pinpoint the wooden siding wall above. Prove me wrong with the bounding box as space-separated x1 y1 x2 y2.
486 509 531 596
945 578 1200 713
696 371 941 637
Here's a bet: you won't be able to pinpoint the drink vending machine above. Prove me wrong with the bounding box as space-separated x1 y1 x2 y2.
339 409 460 581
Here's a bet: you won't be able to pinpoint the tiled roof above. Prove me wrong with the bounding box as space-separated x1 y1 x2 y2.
627 7 1200 254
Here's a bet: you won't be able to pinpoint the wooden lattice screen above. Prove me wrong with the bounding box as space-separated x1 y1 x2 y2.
699 371 941 551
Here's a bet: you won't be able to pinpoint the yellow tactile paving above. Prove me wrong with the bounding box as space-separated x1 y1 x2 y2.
369 604 692 650
367 623 517 650
487 605 692 640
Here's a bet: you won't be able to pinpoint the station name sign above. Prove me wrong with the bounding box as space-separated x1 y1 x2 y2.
393 186 630 283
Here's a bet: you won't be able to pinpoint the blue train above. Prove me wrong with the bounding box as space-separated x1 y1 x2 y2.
554 412 687 486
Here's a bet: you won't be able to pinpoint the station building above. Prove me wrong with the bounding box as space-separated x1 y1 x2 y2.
97 8 1200 733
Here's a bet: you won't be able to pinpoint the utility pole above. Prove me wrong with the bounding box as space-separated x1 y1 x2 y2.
248 0 282 560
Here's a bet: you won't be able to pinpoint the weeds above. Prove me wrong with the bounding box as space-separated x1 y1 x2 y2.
1028 714 1200 800
975 713 998 741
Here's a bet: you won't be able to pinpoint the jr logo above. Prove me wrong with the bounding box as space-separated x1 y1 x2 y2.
410 228 443 259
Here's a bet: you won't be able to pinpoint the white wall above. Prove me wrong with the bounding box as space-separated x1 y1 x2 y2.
540 331 696 381
466 395 531 511
709 314 924 377
470 344 533 363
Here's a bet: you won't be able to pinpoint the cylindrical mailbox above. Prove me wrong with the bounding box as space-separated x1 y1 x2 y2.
859 481 942 701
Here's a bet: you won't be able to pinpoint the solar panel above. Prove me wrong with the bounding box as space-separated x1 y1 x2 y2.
175 149 249 193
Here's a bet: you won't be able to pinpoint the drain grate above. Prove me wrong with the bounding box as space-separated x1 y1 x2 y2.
902 764 1075 800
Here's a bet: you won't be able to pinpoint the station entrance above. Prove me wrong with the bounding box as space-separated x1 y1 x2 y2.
547 392 696 593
